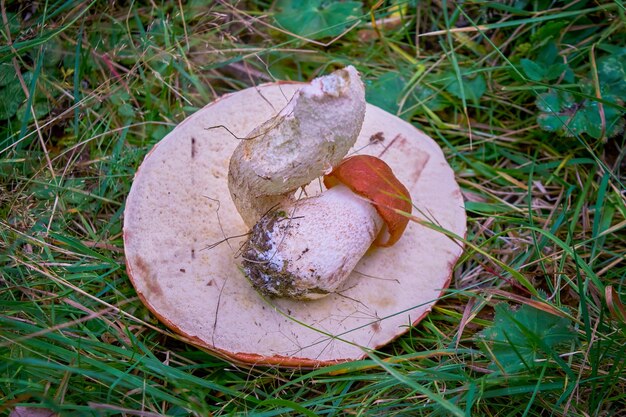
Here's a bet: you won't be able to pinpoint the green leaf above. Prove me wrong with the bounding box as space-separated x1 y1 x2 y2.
0 63 17 87
477 303 576 373
274 0 363 40
414 84 447 112
521 42 572 83
536 90 624 139
534 47 626 139
582 100 625 139
16 100 51 122
118 102 135 118
366 72 444 118
536 41 559 66
530 21 567 44
521 59 545 81
562 67 575 83
597 52 626 100
535 90 574 113
445 70 486 104
465 201 518 214
598 56 624 85
0 82 26 120
110 91 130 105
537 112 566 133
365 72 407 114
545 63 568 81
42 39 64 68
2 12 21 36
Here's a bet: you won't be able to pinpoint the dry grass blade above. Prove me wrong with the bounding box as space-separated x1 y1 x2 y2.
605 286 626 324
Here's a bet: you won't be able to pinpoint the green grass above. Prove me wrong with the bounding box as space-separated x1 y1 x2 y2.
1 0 625 416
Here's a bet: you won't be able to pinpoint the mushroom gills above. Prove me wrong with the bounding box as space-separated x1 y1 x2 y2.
241 184 383 300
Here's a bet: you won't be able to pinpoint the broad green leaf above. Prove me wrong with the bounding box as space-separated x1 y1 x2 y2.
16 100 51 122
566 104 591 137
536 41 559 66
530 21 567 44
150 124 170 142
42 39 64 68
535 90 574 113
521 59 545 81
110 91 131 106
445 70 486 104
536 90 624 138
545 63 568 81
599 56 625 85
603 103 626 136
61 178 91 206
118 102 135 118
477 303 576 373
274 0 363 40
597 52 626 100
0 63 16 87
365 72 407 115
414 84 447 112
562 67 575 83
366 72 444 118
584 100 626 138
535 47 626 139
537 112 566 133
0 82 26 120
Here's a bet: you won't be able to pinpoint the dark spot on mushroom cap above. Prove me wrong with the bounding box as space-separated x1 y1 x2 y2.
370 132 385 143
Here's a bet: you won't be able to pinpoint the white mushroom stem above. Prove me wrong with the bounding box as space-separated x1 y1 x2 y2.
228 66 366 227
241 185 384 300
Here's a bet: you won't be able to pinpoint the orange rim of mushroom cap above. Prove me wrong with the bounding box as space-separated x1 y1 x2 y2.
323 155 412 247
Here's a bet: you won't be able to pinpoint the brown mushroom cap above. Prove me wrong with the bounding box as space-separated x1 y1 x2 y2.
123 81 467 367
323 155 412 247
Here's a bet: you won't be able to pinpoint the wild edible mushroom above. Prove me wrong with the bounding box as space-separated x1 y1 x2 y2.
226 66 412 299
123 67 467 366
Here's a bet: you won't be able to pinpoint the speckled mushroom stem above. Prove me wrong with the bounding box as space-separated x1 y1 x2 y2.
241 184 384 300
228 66 366 227
228 67 412 300
240 154 412 300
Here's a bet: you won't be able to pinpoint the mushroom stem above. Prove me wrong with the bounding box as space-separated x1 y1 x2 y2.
228 66 366 227
228 68 412 300
241 184 384 300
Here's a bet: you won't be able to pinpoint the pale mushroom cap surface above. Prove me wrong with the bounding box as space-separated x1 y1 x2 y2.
124 82 467 367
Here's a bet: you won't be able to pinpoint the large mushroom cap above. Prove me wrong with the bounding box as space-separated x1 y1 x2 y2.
123 81 467 367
